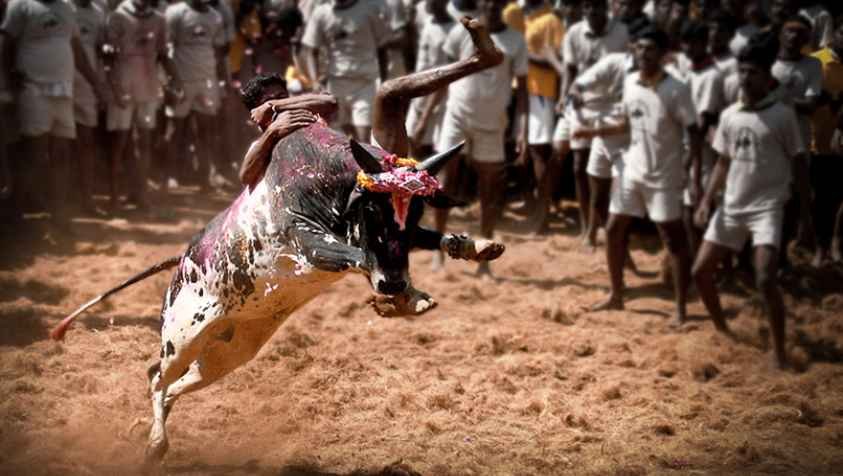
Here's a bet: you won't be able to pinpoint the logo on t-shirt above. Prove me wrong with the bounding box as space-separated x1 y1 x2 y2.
734 127 758 160
192 25 207 37
42 14 60 30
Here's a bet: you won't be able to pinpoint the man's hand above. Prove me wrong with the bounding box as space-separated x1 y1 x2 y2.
515 134 529 167
265 109 318 138
571 127 594 140
694 201 711 229
688 180 702 208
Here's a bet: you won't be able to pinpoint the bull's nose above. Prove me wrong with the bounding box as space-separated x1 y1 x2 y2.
377 279 407 295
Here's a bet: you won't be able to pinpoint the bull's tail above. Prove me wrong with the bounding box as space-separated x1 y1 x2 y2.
50 255 182 341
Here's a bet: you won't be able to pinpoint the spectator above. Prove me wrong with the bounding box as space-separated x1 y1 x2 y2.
559 0 628 246
692 31 814 370
407 0 457 158
809 15 843 265
301 0 390 143
165 0 228 192
433 0 529 276
72 0 105 214
1 0 104 225
708 9 738 76
106 0 181 210
581 27 698 327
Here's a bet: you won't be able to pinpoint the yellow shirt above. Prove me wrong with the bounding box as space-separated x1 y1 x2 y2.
227 0 262 74
811 47 843 154
525 6 565 98
502 2 525 34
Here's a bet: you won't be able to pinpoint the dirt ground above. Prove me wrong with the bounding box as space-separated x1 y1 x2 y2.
2 187 843 476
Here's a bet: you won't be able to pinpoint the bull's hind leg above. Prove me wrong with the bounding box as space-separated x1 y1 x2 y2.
373 17 504 156
144 317 284 467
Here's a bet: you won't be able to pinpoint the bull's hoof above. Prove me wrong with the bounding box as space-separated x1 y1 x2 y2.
370 287 437 317
442 234 505 262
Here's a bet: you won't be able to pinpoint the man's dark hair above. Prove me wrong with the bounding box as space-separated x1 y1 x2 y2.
737 30 779 70
627 16 652 39
240 74 288 110
707 9 737 34
636 25 670 49
782 13 812 31
679 20 709 42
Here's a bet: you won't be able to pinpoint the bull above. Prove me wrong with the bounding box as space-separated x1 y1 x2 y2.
51 122 504 464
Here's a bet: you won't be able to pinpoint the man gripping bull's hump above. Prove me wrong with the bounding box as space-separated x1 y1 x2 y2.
50 15 506 468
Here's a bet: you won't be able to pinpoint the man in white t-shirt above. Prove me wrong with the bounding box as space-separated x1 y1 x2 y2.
165 0 227 192
106 0 182 209
406 0 456 158
577 26 699 325
72 0 105 214
1 0 104 225
301 0 391 143
430 0 528 277
557 0 628 244
692 34 814 370
675 20 725 254
707 10 738 77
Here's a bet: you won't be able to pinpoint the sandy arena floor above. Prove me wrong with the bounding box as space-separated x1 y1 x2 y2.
2 188 843 476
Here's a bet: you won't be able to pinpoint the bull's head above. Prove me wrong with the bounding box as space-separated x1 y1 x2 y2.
345 140 464 295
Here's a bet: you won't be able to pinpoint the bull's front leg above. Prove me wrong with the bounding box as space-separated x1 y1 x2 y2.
289 225 368 273
412 227 506 262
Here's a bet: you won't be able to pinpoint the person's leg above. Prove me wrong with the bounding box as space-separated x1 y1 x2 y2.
587 175 612 247
592 213 634 310
530 143 555 234
474 160 506 276
167 118 189 188
754 244 788 368
811 154 832 266
572 148 591 240
193 112 216 192
682 204 702 258
432 155 462 271
655 219 691 325
49 136 73 224
74 124 98 212
372 16 504 157
692 240 732 332
833 201 843 262
18 135 50 213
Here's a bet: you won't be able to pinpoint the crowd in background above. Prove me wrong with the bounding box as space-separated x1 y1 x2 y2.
1 0 843 368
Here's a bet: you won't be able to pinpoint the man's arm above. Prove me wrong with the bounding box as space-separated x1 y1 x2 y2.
303 46 320 91
515 74 529 162
686 123 705 206
694 154 730 228
251 93 338 126
793 152 815 248
377 46 388 82
71 36 103 96
239 109 317 187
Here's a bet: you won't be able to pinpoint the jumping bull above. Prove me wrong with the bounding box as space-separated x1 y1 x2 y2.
51 122 504 464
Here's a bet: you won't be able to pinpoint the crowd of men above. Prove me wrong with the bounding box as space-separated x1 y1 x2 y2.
1 0 843 369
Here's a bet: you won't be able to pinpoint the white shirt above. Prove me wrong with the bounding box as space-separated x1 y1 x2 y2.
166 2 225 82
301 0 390 80
562 18 629 74
712 99 806 215
443 25 528 131
622 71 698 189
771 55 823 146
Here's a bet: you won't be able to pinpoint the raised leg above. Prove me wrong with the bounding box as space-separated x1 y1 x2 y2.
372 17 504 156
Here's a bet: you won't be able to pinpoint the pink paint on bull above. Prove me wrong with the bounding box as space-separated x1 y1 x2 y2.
356 154 441 230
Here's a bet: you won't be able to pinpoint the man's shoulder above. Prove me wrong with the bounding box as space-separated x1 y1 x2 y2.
718 102 743 123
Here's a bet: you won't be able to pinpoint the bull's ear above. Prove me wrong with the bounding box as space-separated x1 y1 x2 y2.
415 141 465 175
350 140 384 174
423 191 467 209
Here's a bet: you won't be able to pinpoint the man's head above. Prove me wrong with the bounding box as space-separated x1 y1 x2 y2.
680 20 709 62
556 0 582 23
583 0 608 34
832 14 843 57
332 0 357 10
426 0 449 20
707 10 737 56
479 0 507 27
616 0 644 23
737 31 778 102
188 0 211 12
131 0 160 14
241 74 289 128
769 0 797 27
778 14 811 56
634 26 669 75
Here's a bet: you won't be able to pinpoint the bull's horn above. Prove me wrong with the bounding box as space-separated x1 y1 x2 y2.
415 141 465 175
350 140 384 174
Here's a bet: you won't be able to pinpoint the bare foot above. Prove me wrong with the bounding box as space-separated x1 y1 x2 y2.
590 294 624 312
831 238 842 262
461 17 504 67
